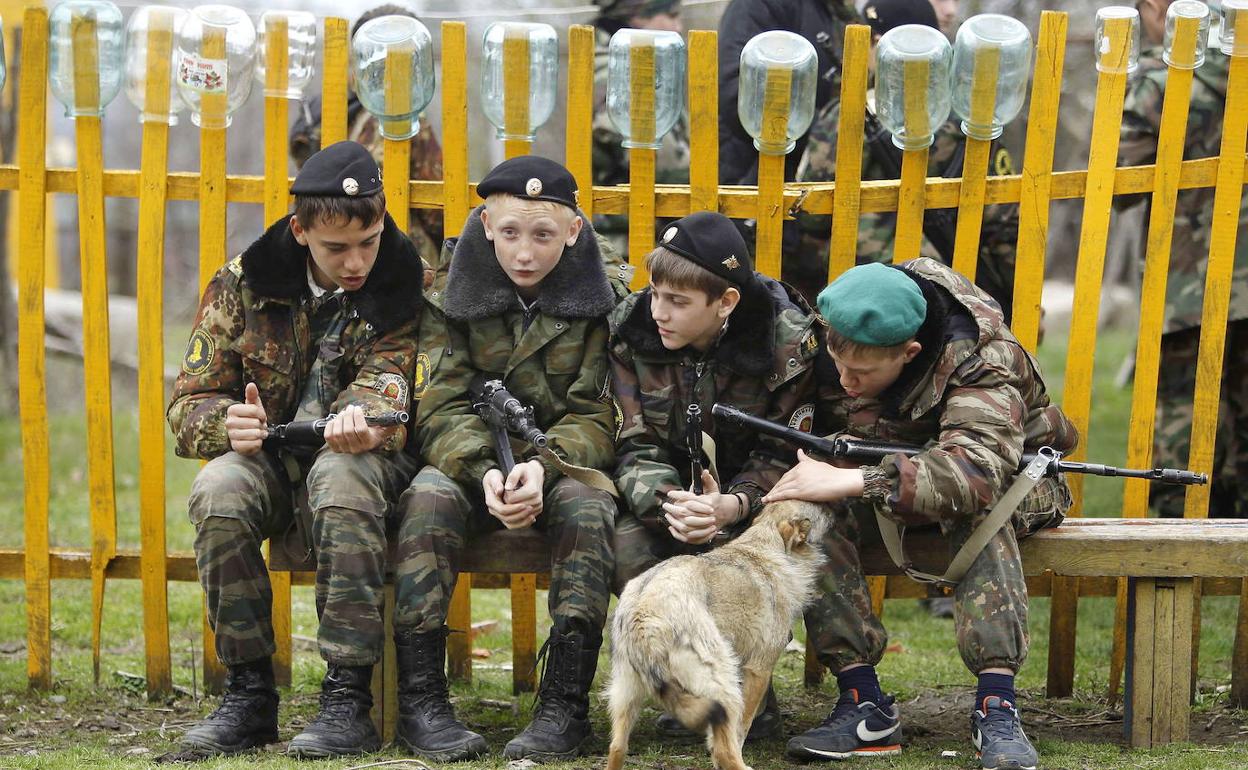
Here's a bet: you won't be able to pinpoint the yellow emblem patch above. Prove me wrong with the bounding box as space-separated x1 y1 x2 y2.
802 331 819 357
413 353 431 400
993 147 1014 176
182 329 215 375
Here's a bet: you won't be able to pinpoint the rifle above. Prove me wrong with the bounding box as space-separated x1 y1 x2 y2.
263 410 409 449
470 379 548 476
686 404 705 494
711 403 1208 486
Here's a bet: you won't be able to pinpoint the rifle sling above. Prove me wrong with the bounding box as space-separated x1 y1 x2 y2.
873 449 1057 587
278 449 316 569
537 446 621 498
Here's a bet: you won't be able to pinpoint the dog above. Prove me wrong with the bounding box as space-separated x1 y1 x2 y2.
605 500 829 770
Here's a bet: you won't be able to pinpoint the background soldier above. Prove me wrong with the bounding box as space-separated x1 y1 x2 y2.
167 142 426 758
1118 0 1248 518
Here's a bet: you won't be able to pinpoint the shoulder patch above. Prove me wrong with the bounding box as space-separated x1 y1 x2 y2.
993 147 1014 176
413 353 432 400
182 329 215 375
788 403 815 433
376 372 410 405
226 256 243 278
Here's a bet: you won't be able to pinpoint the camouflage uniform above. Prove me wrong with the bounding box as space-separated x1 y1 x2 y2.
395 207 626 633
169 213 427 667
807 258 1078 673
592 27 692 255
290 95 445 263
1119 48 1248 518
609 277 823 591
793 99 1019 316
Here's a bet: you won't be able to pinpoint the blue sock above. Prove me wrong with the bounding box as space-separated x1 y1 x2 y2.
836 665 883 704
976 672 1016 708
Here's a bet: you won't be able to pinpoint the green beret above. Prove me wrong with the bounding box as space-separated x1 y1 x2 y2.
817 263 927 346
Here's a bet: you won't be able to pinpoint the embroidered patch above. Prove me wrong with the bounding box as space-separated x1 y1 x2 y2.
226 255 243 278
612 397 624 443
802 330 819 357
342 177 360 195
413 353 432 400
526 177 543 196
722 255 740 269
182 329 215 375
993 147 1014 176
376 372 409 405
788 403 815 433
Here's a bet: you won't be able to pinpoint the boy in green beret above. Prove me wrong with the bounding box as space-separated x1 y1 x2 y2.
610 210 823 739
766 258 1078 769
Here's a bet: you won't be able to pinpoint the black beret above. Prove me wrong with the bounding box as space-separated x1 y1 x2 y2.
862 0 939 36
658 211 755 289
477 155 579 211
289 140 382 197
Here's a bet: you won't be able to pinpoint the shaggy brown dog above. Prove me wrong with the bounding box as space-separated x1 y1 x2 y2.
605 500 829 770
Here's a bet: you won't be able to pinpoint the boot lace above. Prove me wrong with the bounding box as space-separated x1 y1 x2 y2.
530 633 579 724
979 703 1023 744
818 690 865 729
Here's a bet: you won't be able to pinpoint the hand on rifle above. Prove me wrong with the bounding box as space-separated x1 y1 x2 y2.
226 382 268 456
323 404 393 454
483 459 544 529
764 450 865 504
663 470 744 545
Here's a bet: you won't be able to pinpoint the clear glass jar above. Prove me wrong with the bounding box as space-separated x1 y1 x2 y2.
1163 1 1210 69
351 14 435 141
1094 6 1141 74
1220 0 1248 56
875 24 952 151
737 30 817 155
124 5 187 125
951 14 1031 141
176 4 256 129
49 0 125 118
606 28 686 149
255 11 317 99
0 18 8 94
481 22 558 142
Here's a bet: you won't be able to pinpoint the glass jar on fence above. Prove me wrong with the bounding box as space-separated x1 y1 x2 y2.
737 30 817 155
49 0 125 118
1094 6 1141 74
0 18 7 94
951 14 1031 141
176 4 257 129
351 14 435 141
1219 0 1248 56
124 5 187 125
481 22 558 142
1163 0 1211 68
255 10 317 100
875 24 952 151
606 28 686 149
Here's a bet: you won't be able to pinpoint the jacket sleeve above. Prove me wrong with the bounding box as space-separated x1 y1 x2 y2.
535 320 617 485
332 315 420 453
610 344 683 530
726 361 814 516
166 269 246 460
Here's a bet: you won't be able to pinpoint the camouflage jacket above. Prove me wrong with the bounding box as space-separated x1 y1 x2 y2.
814 257 1078 528
168 214 426 459
289 94 445 263
794 98 1020 319
610 277 823 530
1119 47 1248 333
415 207 627 490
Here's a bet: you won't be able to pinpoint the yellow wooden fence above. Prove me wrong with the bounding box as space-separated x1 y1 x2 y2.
3 5 1247 706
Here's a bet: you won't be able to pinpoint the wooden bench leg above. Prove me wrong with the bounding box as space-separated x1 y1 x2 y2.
1231 578 1248 708
513 574 538 694
447 575 473 682
371 584 399 743
1046 575 1078 697
1126 577 1193 748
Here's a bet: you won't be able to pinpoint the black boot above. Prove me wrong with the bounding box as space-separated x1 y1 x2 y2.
287 664 381 758
503 621 601 761
181 658 279 755
394 627 488 761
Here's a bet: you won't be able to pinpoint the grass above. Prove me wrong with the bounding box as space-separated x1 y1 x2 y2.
2 327 1246 768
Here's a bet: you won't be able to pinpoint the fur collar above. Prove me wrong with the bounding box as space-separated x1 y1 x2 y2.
614 274 793 376
441 205 616 322
240 212 423 332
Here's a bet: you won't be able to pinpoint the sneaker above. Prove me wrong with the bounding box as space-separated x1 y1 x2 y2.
971 697 1038 770
786 689 902 760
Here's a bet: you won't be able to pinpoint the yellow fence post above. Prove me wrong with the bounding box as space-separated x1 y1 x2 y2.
893 59 931 263
950 46 999 281
18 6 51 691
688 30 718 215
755 66 790 278
567 25 595 218
503 26 532 160
628 37 657 289
1010 11 1067 352
321 18 349 145
136 8 176 699
828 24 870 281
383 43 413 235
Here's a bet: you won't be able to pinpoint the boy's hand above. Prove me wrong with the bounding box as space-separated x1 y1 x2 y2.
663 470 742 545
763 450 865 504
483 460 544 529
323 404 391 454
226 382 268 456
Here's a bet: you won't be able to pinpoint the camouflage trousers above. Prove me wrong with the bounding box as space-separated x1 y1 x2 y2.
394 465 616 633
804 475 1071 674
188 448 418 667
1151 320 1248 518
613 513 731 595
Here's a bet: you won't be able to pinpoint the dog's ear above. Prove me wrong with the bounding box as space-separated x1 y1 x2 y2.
780 515 812 551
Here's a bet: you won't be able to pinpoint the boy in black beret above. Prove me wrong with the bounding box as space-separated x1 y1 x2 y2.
394 155 626 762
609 210 824 739
168 140 430 758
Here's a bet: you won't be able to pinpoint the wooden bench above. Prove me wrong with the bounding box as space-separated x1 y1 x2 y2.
270 517 1248 748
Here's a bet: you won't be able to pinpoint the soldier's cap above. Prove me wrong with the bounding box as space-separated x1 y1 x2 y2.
817 262 927 346
477 155 579 211
289 140 382 197
861 0 939 36
658 211 756 290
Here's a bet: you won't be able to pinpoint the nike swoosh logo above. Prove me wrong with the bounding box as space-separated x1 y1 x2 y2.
857 720 899 742
972 728 983 751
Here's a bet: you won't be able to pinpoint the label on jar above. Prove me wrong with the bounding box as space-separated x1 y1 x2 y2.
178 54 228 94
